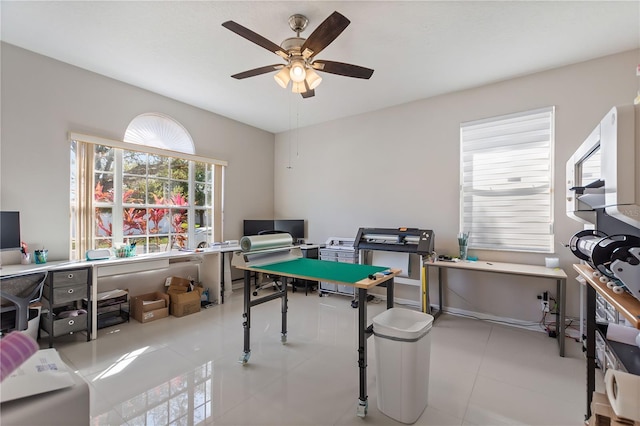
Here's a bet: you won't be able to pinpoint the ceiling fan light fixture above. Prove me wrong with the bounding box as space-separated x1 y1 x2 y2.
291 81 306 94
305 67 322 90
223 11 373 99
289 59 306 82
274 67 291 88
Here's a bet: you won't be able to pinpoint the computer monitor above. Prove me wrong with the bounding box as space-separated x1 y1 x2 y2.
243 220 277 237
243 219 306 241
0 211 21 251
274 220 305 241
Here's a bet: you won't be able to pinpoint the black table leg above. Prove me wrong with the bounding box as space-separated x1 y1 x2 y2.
357 287 368 417
220 252 225 304
386 278 394 309
585 283 596 420
281 277 288 343
240 270 251 364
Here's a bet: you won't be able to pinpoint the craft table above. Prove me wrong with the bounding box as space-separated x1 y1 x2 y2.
423 259 568 356
233 256 400 418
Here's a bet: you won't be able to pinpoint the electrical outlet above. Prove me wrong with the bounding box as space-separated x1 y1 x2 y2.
541 300 550 312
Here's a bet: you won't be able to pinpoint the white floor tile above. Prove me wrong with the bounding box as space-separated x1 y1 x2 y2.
465 375 584 426
37 289 587 426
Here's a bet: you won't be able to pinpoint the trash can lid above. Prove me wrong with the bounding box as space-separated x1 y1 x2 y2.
373 308 434 341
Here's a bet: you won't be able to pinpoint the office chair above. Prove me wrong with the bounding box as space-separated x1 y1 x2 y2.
0 271 48 334
252 230 290 296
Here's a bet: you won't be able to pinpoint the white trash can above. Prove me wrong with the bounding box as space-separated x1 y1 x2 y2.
373 308 434 424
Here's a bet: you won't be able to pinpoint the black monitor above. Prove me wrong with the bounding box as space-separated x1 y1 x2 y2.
243 220 277 237
0 211 21 251
243 219 305 241
274 220 305 241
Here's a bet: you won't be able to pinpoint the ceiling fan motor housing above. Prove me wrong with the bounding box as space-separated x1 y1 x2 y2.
288 14 308 35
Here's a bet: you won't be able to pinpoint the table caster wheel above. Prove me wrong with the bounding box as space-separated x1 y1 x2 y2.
356 399 368 418
351 300 358 309
238 351 251 365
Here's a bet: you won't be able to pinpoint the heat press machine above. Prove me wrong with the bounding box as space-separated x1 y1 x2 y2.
569 230 640 302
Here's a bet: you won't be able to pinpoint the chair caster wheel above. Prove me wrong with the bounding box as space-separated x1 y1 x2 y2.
351 300 358 308
253 291 258 296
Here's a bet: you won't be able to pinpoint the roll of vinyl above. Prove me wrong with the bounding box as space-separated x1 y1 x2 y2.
240 233 293 252
0 332 39 382
606 322 640 346
605 369 640 421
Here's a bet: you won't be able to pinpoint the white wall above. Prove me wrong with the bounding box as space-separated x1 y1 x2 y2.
274 49 640 322
0 43 275 264
3 40 637 323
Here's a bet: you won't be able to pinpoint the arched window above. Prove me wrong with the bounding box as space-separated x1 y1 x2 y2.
69 114 226 260
124 113 195 154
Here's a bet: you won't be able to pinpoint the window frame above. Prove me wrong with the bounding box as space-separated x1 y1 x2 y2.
459 106 555 253
69 132 226 260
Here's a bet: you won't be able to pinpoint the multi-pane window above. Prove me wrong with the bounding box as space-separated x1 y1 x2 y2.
91 146 214 252
460 107 555 253
70 134 225 259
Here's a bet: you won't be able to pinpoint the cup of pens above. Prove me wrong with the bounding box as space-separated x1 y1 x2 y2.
34 249 48 264
458 232 469 261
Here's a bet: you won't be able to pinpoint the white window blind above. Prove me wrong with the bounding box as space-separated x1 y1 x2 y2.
460 106 554 253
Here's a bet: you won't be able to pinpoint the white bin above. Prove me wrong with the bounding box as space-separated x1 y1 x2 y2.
373 308 434 424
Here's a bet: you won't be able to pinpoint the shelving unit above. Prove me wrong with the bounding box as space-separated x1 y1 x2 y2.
575 264 640 420
40 266 92 348
84 289 129 329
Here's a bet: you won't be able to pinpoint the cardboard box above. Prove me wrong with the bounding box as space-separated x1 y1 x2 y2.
131 292 169 323
165 276 203 317
170 289 203 317
165 276 191 290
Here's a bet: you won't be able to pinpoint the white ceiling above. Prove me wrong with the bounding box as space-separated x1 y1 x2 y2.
2 1 639 134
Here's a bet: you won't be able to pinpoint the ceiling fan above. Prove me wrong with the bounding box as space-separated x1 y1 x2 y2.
222 11 374 98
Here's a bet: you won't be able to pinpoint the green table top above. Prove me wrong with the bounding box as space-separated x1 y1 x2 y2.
251 257 389 285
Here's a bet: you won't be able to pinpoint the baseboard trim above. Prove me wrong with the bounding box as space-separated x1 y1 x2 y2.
436 306 545 332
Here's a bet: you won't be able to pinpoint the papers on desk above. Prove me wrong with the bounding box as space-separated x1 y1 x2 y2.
1 348 75 403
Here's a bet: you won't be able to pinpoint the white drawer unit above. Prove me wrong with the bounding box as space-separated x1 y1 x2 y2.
319 238 358 298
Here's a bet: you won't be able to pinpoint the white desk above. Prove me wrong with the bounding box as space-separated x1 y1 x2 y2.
1 246 241 340
424 259 568 356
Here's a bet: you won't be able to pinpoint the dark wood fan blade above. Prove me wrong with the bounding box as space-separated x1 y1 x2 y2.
222 21 289 59
231 64 283 79
300 11 350 59
312 60 374 79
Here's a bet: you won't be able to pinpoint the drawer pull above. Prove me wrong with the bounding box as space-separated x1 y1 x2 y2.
68 319 75 326
67 288 74 294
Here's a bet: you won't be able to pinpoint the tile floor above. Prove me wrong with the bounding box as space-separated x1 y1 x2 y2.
46 288 589 426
